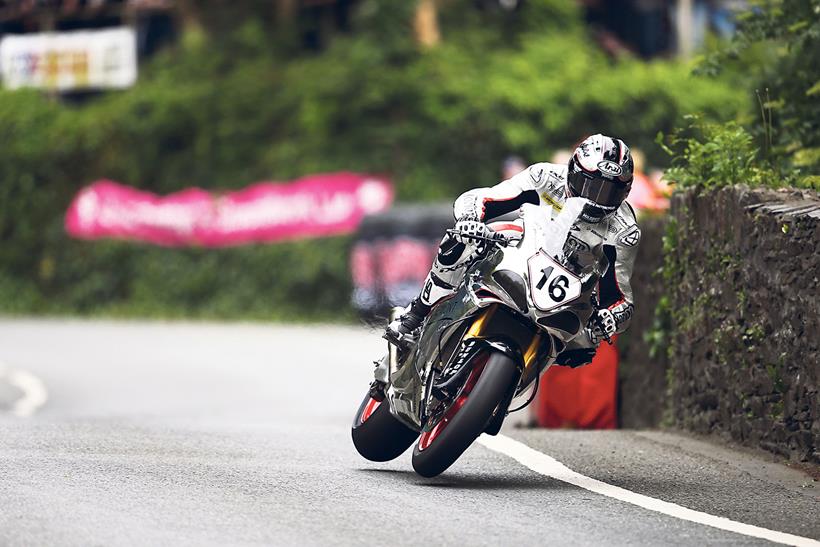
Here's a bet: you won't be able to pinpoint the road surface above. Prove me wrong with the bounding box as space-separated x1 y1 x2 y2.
0 319 817 546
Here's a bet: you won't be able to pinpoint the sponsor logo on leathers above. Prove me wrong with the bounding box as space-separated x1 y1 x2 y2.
529 167 545 184
619 227 640 247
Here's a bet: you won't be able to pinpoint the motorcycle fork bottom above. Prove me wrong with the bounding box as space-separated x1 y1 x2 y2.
461 307 544 434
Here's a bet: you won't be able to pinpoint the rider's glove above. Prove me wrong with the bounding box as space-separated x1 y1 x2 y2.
454 218 490 244
586 308 617 345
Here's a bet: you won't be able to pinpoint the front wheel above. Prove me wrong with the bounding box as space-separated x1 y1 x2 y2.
412 351 518 477
351 391 419 462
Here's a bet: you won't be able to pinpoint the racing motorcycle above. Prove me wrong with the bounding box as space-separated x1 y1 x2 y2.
351 198 610 477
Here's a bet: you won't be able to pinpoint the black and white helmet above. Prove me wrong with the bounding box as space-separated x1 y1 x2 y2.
567 134 634 220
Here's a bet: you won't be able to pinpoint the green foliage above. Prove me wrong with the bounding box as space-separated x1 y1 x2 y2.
696 0 820 180
659 118 789 189
0 236 353 321
0 0 747 318
644 295 671 360
645 216 682 363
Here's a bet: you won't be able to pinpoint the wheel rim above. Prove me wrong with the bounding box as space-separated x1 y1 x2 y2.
417 357 487 451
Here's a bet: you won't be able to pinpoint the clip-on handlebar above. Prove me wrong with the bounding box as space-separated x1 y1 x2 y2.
445 228 511 247
589 294 613 345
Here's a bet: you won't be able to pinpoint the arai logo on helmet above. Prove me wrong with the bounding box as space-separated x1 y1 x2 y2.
597 160 622 177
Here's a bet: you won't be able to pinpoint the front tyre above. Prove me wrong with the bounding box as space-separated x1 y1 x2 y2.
412 351 517 477
351 391 419 462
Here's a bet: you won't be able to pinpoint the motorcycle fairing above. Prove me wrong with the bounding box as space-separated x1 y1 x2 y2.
387 286 478 430
467 200 605 341
385 197 608 431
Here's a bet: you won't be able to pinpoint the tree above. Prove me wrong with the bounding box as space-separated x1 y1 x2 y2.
701 0 820 178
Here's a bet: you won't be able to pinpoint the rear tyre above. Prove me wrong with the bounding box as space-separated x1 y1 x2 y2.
412 351 517 477
351 391 419 462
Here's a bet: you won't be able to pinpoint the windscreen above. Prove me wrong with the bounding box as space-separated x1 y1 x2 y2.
523 198 607 278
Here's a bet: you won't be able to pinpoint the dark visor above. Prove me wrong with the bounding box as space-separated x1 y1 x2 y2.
568 171 629 208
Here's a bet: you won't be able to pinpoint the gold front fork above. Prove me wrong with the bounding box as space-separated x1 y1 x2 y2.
523 333 541 370
464 303 542 378
464 305 498 339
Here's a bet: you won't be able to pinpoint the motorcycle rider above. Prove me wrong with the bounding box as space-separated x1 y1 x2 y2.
384 134 641 367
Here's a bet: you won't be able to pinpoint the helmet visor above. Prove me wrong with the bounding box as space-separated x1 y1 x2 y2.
568 171 630 208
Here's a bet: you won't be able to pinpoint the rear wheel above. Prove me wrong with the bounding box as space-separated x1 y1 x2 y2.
351 391 419 462
412 351 517 477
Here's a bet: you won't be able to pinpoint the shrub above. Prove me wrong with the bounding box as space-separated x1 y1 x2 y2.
0 0 747 318
659 118 786 189
696 0 820 183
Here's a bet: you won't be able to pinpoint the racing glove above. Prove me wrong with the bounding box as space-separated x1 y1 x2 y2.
454 218 490 244
587 308 617 345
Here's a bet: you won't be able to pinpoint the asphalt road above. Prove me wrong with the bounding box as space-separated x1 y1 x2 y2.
0 319 817 546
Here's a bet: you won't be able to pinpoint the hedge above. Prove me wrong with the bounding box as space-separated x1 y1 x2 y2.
0 0 748 319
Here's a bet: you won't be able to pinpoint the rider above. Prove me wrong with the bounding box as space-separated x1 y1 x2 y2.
384 134 641 367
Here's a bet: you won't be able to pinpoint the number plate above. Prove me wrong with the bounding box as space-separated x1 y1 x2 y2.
527 250 582 311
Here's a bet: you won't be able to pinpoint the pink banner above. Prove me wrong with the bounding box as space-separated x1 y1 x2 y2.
65 173 394 246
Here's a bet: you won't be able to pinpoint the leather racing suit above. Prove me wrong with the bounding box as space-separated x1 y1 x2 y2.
419 162 641 349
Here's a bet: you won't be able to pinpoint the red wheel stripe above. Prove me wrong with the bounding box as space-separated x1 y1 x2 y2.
417 356 488 451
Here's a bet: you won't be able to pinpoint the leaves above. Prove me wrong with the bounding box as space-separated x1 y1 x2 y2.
696 0 820 175
662 120 781 189
0 0 750 317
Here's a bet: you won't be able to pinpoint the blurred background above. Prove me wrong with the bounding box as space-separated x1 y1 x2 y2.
0 0 815 324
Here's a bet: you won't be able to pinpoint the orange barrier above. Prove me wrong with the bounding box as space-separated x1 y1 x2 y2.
532 337 619 429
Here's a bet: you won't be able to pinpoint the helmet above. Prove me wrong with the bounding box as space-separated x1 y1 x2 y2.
566 134 634 221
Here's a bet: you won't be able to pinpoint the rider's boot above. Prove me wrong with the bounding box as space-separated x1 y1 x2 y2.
383 234 467 349
383 298 430 349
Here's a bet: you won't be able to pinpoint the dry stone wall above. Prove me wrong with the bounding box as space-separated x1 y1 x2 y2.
665 185 820 463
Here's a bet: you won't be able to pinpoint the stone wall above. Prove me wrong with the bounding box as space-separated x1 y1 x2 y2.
665 185 820 463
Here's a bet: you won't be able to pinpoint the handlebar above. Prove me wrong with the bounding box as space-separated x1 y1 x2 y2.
590 295 614 345
593 315 613 345
445 228 512 247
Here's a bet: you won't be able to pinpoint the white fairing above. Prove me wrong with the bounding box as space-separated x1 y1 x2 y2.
472 197 604 342
381 199 607 430
454 161 641 335
527 252 582 312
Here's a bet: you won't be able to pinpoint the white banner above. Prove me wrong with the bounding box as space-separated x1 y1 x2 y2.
0 27 137 91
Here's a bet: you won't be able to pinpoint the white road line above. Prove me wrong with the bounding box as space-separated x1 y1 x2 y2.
0 363 48 417
478 433 820 547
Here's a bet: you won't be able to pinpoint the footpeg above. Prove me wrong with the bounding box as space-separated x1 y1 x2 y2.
383 329 418 350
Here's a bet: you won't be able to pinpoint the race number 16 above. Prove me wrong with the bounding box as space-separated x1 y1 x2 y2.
535 266 570 302
528 251 582 311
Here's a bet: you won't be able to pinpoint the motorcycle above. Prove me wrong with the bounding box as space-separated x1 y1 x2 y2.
351 198 610 477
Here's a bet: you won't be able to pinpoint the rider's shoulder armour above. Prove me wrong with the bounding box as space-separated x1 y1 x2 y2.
606 201 641 247
528 162 568 211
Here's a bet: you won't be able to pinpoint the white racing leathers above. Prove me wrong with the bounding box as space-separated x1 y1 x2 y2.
419 162 641 349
